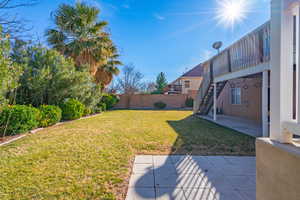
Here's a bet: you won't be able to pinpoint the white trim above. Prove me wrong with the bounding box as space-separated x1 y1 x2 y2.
214 62 270 83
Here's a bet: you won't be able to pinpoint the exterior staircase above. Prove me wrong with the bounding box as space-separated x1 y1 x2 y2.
194 21 270 115
197 81 227 115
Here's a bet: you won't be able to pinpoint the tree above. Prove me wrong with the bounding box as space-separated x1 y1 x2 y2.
46 2 121 87
0 27 21 106
116 64 144 108
140 82 156 94
0 0 39 36
116 65 144 95
155 72 168 94
13 44 102 109
95 45 122 85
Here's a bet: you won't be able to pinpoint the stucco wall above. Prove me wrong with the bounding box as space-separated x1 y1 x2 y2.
180 77 202 94
115 94 188 109
217 77 262 124
256 138 300 200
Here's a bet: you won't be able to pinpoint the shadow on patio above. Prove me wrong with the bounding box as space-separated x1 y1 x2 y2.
127 115 256 200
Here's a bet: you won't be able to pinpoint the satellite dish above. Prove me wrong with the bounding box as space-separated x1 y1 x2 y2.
212 41 223 51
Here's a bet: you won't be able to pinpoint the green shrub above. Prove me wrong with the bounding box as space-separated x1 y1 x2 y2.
151 90 162 95
154 101 167 109
60 99 84 120
100 103 107 112
83 107 92 116
93 103 106 113
39 105 62 127
101 94 119 110
0 105 40 136
185 97 194 107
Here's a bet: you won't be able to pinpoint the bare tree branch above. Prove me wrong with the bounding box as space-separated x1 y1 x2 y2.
116 64 144 94
0 0 38 9
0 0 39 37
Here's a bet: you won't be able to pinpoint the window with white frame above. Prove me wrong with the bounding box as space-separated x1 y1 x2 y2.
231 88 241 105
184 80 190 88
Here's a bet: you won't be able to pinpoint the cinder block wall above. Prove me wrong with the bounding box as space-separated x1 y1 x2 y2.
256 138 300 200
115 94 189 109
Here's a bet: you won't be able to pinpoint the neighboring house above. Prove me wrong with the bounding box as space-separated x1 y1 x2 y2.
166 64 203 99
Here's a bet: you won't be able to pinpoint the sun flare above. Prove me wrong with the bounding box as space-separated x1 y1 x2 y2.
216 0 250 28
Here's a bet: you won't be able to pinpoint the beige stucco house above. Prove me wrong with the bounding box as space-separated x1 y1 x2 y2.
166 64 203 99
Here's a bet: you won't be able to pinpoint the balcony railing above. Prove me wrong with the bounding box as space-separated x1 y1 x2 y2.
213 21 270 78
168 84 182 93
194 21 270 113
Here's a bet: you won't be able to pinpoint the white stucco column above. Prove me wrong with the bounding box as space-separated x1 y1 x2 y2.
213 83 217 121
262 71 269 137
270 0 295 143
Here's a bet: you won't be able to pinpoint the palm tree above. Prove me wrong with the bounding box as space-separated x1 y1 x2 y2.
46 2 121 86
95 45 121 85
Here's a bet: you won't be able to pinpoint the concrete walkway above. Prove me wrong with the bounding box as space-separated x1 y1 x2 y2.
198 115 262 137
126 155 256 200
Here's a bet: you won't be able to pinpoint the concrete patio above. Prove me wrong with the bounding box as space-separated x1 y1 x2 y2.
126 155 256 200
198 115 262 137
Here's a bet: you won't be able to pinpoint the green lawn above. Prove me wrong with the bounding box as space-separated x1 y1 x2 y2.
0 110 255 200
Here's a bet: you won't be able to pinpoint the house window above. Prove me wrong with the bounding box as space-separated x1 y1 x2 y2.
231 88 241 105
184 80 190 88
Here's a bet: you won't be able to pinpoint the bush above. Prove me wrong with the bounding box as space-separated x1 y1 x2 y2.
151 90 162 95
100 103 107 112
0 105 40 136
83 107 92 116
154 101 167 109
101 94 119 110
60 99 85 120
185 97 194 107
94 103 106 114
14 45 102 109
38 105 62 127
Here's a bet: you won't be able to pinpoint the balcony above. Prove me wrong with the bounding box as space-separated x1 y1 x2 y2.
167 84 182 94
194 21 270 114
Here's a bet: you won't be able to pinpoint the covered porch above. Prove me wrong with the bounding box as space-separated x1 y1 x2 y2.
199 114 262 137
210 68 270 138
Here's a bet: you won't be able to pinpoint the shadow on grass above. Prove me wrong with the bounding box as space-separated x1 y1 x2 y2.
132 115 256 200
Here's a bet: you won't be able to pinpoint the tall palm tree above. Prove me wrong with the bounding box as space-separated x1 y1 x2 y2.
46 2 121 86
95 45 121 85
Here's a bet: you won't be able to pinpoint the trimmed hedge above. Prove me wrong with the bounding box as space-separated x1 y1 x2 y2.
101 93 119 110
60 99 85 120
154 101 167 109
39 105 62 127
0 105 40 136
185 97 194 108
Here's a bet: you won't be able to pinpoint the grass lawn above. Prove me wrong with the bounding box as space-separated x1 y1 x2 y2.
0 110 255 200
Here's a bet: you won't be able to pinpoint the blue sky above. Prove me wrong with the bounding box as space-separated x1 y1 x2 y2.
17 0 270 82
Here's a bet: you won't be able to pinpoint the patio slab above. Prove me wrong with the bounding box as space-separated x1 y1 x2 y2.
126 155 256 200
198 115 262 137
